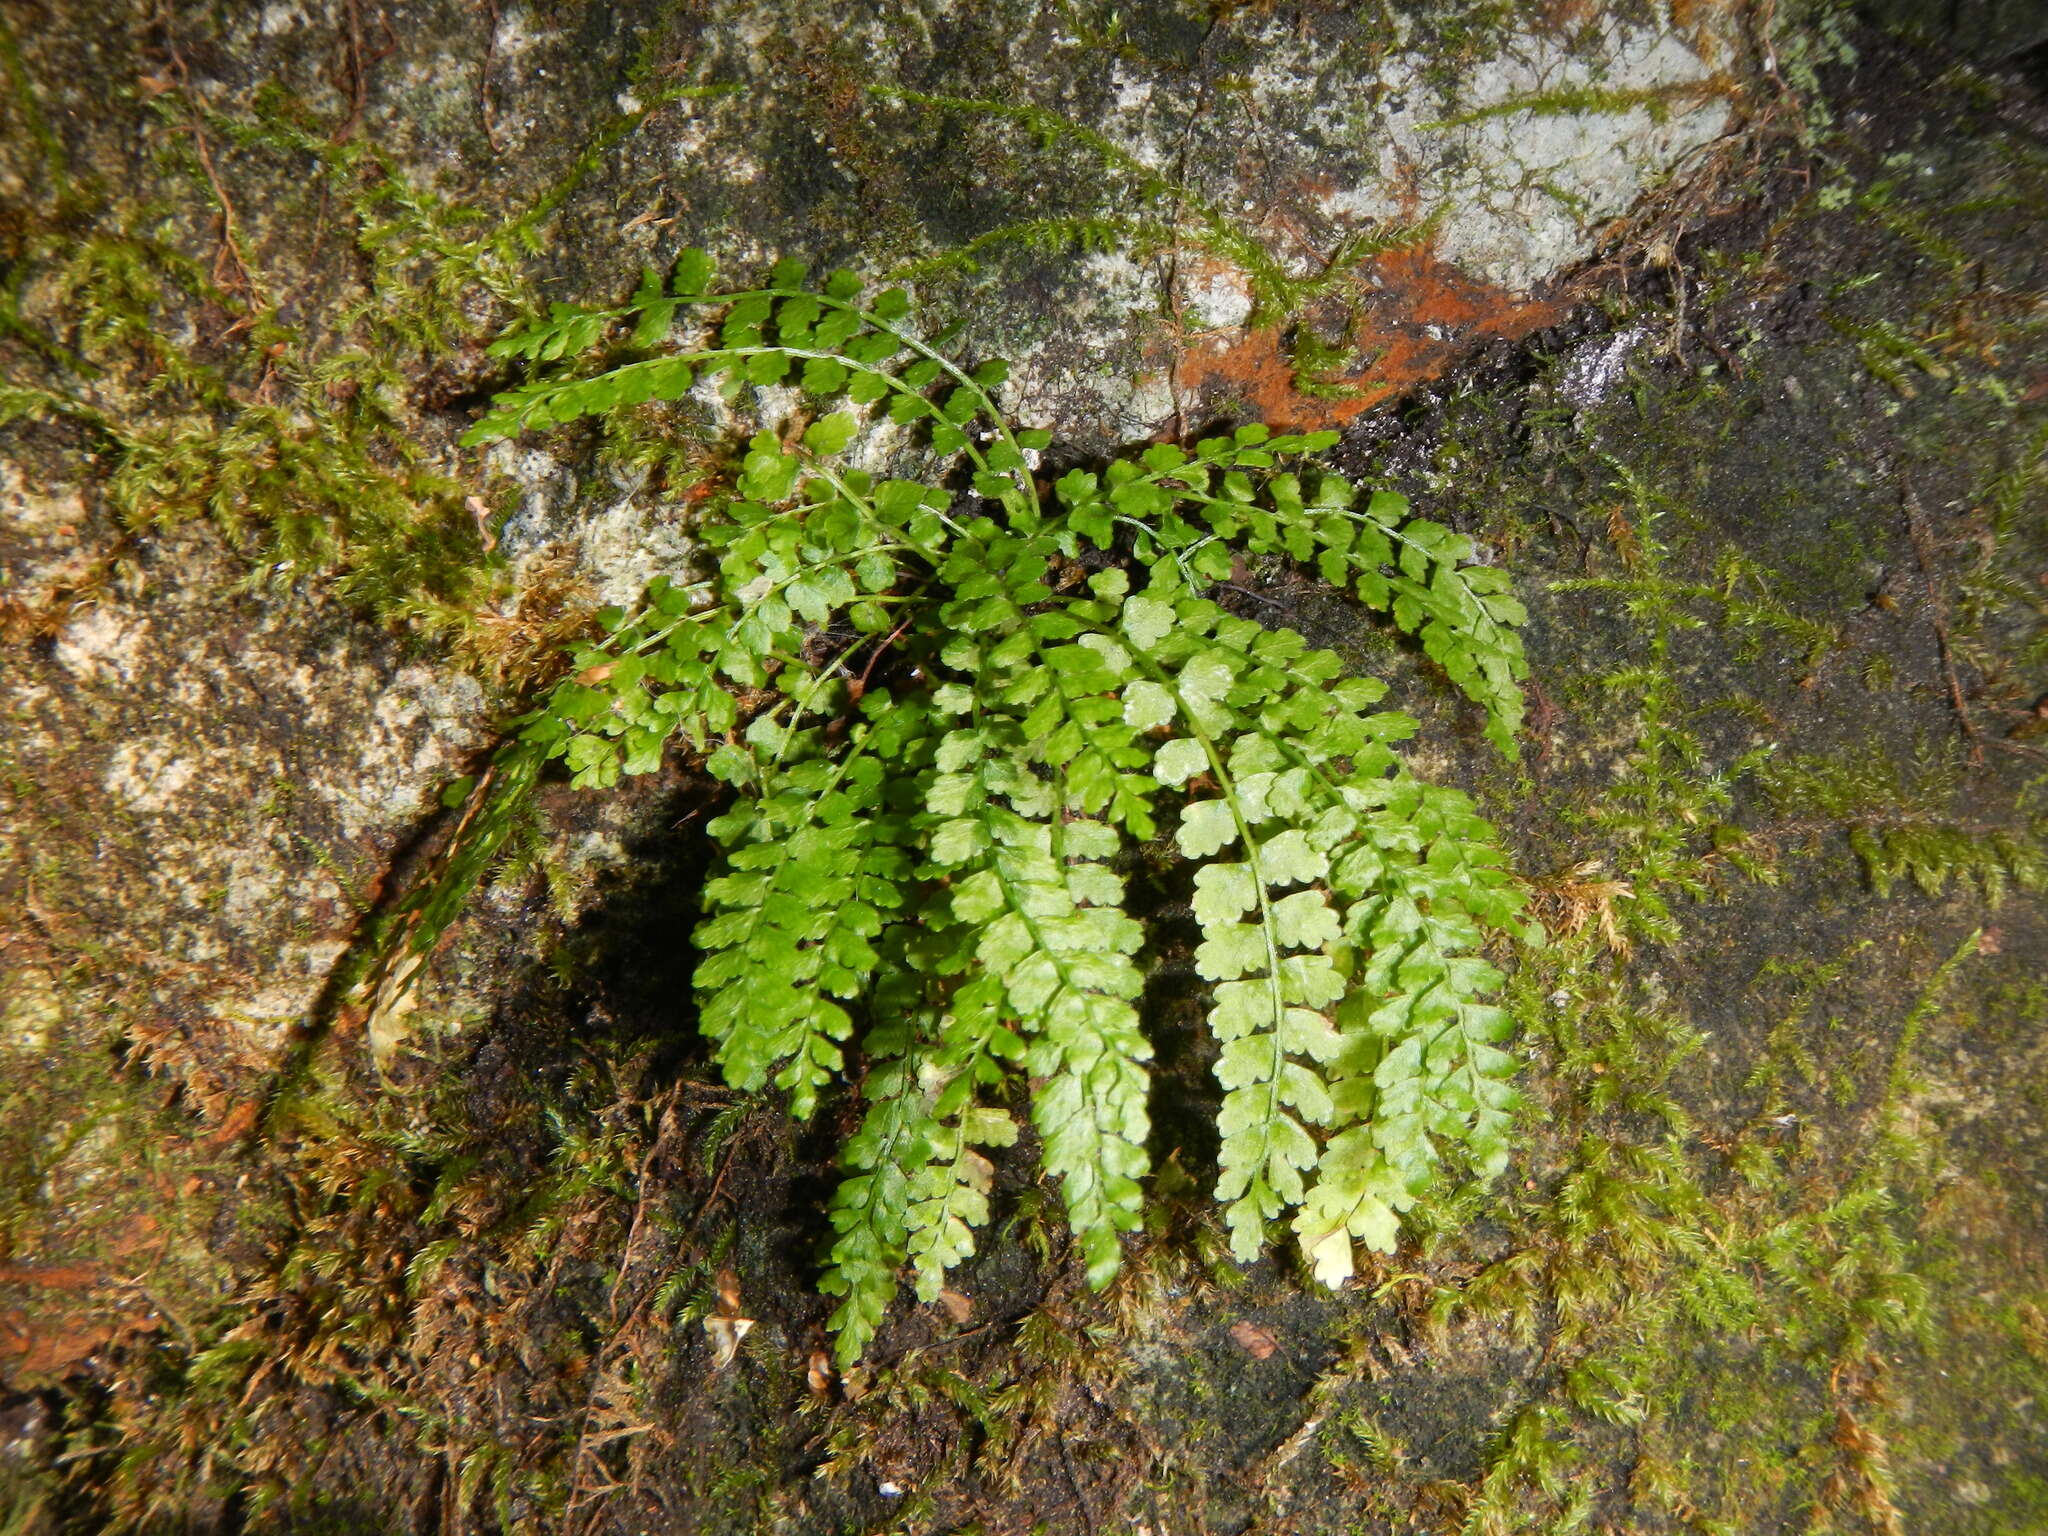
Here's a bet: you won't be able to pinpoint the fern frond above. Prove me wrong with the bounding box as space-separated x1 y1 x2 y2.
822 964 1018 1365
1297 780 1526 1282
1118 581 1360 1258
903 1086 1018 1304
412 253 1543 1362
820 1009 934 1366
1255 480 1528 757
1054 435 1529 756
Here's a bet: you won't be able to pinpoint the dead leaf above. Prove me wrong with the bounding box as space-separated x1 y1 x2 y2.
935 1287 973 1325
365 950 426 1070
702 1314 754 1371
205 1100 260 1147
1229 1321 1280 1359
704 1267 754 1370
466 495 498 554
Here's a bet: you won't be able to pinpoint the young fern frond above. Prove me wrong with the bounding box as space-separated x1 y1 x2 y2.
1302 779 1529 1281
823 939 1024 1365
930 709 1154 1288
819 1004 934 1363
389 249 1540 1363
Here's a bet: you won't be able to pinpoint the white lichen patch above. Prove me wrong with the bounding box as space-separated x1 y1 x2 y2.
487 3 549 60
1104 64 1169 171
487 442 581 561
41 1118 121 1202
1260 15 1737 295
315 664 486 838
1559 325 1654 408
485 434 704 610
216 979 325 1053
572 488 699 608
1436 28 1729 290
1177 260 1256 332
104 738 200 814
51 606 151 685
256 2 309 36
1 967 64 1055
0 462 84 535
1006 250 1176 442
219 848 345 931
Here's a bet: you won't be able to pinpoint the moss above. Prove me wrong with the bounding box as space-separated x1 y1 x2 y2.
1294 56 2048 1525
1427 78 1736 132
0 967 236 1390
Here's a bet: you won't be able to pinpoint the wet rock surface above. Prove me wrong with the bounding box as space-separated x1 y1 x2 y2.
2 3 2046 1533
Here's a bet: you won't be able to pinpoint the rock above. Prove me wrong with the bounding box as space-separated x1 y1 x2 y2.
4 3 2047 1532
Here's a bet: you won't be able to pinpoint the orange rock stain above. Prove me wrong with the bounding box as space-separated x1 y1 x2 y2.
1177 243 1564 433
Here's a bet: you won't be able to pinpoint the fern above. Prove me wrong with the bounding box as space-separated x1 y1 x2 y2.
395 251 1538 1363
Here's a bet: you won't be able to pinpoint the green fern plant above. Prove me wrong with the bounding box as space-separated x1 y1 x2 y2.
387 251 1536 1364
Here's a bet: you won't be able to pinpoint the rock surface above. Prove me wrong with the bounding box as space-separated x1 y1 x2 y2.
2 3 2046 1534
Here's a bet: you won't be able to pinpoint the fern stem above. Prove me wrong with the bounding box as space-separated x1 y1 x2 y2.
751 290 1041 522
483 340 1018 489
798 459 950 566
765 595 932 766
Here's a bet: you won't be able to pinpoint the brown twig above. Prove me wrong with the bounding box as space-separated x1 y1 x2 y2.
333 0 396 143
693 1108 751 1227
1899 480 1984 764
476 0 503 154
609 1093 683 1325
337 0 367 139
154 33 256 311
848 612 917 702
189 126 255 303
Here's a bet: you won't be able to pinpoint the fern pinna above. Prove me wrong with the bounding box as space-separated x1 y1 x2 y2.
402 251 1536 1364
